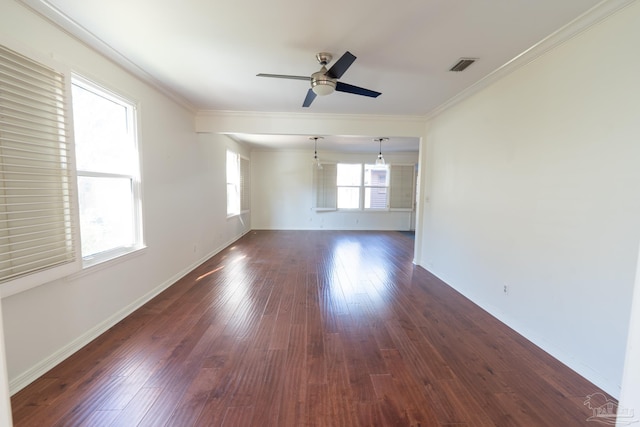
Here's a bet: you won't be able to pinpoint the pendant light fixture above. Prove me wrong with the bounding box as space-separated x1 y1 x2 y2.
374 138 388 166
310 136 323 169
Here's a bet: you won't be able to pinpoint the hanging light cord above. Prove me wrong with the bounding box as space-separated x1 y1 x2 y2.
375 137 387 165
310 136 323 169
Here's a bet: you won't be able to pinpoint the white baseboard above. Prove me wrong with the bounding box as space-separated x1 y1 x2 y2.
9 232 247 395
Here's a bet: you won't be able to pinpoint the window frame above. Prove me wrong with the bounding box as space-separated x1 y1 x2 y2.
336 163 363 210
71 74 144 268
227 149 250 218
363 163 390 210
239 155 251 214
314 162 416 213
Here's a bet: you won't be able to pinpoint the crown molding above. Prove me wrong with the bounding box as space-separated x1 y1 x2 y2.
16 0 197 113
196 109 427 124
424 0 638 122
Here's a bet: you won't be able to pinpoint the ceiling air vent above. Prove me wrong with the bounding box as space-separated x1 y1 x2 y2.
449 58 477 72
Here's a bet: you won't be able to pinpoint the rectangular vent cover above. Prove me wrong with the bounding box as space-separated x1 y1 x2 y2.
449 58 477 72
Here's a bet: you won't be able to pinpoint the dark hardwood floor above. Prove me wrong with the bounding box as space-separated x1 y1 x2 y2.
11 230 614 426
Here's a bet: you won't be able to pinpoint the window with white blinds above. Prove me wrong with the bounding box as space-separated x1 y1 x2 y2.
389 164 416 210
0 44 77 286
313 163 337 210
313 162 415 211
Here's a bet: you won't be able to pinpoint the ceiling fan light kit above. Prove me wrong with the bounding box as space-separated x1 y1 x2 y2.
257 51 381 107
311 69 336 96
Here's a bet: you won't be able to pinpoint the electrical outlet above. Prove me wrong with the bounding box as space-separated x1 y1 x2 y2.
503 284 509 295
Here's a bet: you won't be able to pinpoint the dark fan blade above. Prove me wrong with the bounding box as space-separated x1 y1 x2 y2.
326 51 356 79
256 73 311 81
335 81 381 98
302 89 317 107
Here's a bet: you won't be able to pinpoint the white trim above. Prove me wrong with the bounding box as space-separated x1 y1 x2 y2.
0 301 14 427
8 232 246 395
79 245 147 271
253 226 413 231
71 75 144 264
0 262 80 299
197 109 426 123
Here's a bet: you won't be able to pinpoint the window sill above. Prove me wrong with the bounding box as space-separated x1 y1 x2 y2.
227 210 250 219
71 245 148 280
336 208 390 212
0 246 148 298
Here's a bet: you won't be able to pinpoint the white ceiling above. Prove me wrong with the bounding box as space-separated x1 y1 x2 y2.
21 0 605 151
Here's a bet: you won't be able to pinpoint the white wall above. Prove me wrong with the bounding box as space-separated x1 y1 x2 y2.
0 302 12 427
418 1 640 397
617 244 640 425
251 150 418 230
0 1 249 393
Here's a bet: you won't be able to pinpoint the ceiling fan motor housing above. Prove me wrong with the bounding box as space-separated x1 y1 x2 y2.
311 66 336 96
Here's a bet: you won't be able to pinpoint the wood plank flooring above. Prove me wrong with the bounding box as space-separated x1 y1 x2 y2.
10 230 615 426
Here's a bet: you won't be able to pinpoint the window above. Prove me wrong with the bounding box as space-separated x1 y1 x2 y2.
313 162 416 212
227 150 250 216
364 164 389 209
0 44 78 291
337 163 362 209
71 76 142 264
226 150 239 216
240 156 250 212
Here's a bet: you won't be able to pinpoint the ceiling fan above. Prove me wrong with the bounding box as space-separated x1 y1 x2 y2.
257 51 381 107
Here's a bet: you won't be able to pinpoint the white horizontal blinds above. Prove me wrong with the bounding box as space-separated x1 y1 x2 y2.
0 44 76 283
240 156 250 211
389 164 415 209
314 163 337 209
